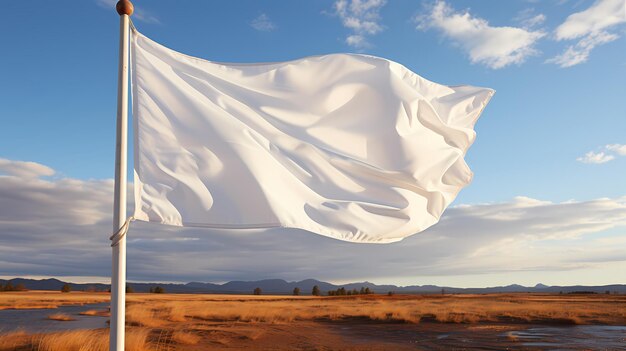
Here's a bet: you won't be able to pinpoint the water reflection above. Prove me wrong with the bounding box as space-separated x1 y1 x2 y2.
336 320 626 350
0 303 109 333
506 326 626 350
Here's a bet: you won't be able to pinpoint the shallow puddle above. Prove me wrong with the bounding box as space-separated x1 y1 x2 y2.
334 321 626 350
0 303 109 333
506 325 626 350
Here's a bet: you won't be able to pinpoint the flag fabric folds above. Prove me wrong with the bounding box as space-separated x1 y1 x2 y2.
130 28 494 243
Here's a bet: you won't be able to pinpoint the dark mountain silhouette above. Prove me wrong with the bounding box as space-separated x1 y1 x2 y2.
1 277 625 295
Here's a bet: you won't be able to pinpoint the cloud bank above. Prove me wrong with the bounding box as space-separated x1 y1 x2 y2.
1 158 625 285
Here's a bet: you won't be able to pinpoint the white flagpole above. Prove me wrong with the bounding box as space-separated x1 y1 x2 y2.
111 1 132 350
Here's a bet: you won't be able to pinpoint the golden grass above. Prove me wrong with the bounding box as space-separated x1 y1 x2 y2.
126 304 162 327
0 291 109 310
171 330 201 345
125 301 186 327
0 330 28 351
2 291 625 326
2 292 626 350
33 329 152 351
79 309 110 317
47 313 75 321
0 329 153 351
166 306 186 322
123 329 153 351
119 293 626 325
32 330 108 351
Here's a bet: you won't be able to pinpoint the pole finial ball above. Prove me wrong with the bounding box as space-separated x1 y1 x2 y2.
116 0 134 16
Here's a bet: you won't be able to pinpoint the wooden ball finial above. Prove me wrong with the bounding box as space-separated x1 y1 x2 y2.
116 0 134 16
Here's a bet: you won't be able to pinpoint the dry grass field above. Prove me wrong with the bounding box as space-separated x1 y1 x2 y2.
0 291 110 310
1 291 625 350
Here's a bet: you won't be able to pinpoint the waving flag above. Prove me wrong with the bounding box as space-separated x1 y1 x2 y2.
130 28 494 243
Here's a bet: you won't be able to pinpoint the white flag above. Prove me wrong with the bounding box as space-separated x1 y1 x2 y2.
130 28 494 243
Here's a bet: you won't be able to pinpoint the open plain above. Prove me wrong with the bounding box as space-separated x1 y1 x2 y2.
1 291 625 350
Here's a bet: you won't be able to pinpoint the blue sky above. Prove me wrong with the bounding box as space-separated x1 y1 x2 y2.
0 0 625 287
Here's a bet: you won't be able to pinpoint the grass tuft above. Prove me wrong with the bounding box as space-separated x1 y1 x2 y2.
0 330 29 351
31 329 152 351
171 330 201 345
47 313 75 321
79 309 110 317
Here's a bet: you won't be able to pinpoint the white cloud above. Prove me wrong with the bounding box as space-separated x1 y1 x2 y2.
96 0 160 24
333 0 386 49
577 151 615 164
515 8 547 29
577 144 626 164
133 11 160 24
555 0 626 40
345 34 366 47
1 158 626 285
250 13 276 32
547 30 619 67
524 14 547 28
0 159 55 178
416 1 546 69
606 144 626 156
549 0 626 67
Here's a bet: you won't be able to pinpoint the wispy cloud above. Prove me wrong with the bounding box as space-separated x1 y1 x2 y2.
577 144 626 164
333 0 387 49
577 151 615 164
2 158 625 284
250 13 276 32
548 0 626 67
96 0 160 24
606 144 626 156
547 30 619 67
515 8 547 29
415 1 545 69
133 11 160 24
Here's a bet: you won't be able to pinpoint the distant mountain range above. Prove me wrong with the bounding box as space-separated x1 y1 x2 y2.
2 277 625 295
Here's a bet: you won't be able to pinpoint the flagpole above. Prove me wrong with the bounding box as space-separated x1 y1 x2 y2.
112 1 132 350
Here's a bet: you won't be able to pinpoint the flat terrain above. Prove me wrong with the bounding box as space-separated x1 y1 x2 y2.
1 291 625 350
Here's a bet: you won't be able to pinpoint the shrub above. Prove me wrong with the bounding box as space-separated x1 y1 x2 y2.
312 285 320 296
150 286 165 293
61 283 71 293
0 282 27 292
293 287 300 296
253 287 262 295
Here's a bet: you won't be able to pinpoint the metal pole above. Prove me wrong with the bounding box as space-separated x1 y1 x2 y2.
112 1 133 350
